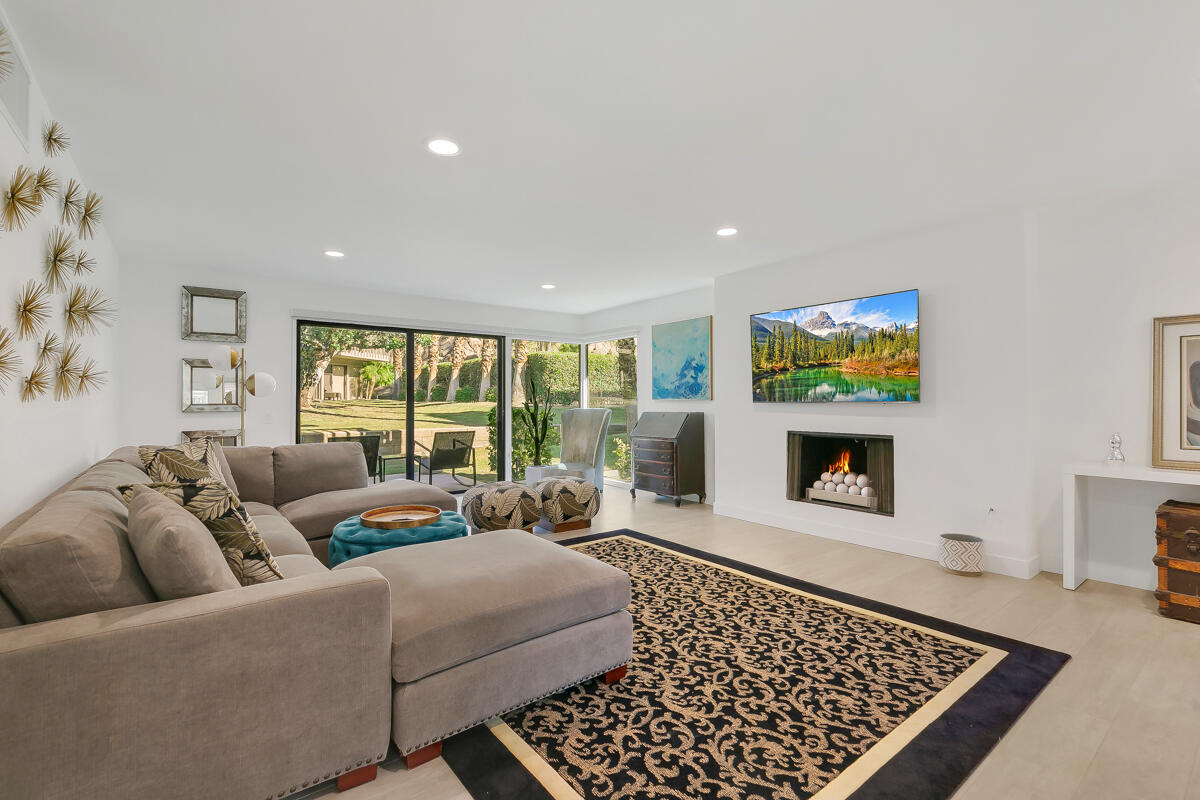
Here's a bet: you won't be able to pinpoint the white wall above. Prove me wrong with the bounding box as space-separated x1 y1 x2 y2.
116 261 584 449
0 26 121 525
1030 180 1200 588
710 213 1038 577
581 287 716 501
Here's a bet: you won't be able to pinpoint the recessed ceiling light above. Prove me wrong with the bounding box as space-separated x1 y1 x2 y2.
427 138 460 156
324 250 345 258
716 227 738 237
541 284 556 290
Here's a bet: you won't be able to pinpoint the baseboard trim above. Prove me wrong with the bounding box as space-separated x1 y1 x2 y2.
712 502 1040 580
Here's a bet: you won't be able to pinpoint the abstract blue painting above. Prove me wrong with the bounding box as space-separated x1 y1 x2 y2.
652 316 712 400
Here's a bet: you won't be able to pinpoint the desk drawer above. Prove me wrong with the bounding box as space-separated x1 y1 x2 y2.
632 437 674 454
635 474 676 496
635 458 674 478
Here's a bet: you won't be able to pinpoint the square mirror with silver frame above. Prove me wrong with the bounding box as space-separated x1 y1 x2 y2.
181 429 242 447
181 286 246 342
182 358 242 412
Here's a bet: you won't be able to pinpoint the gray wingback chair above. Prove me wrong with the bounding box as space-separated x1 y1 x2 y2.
558 408 612 490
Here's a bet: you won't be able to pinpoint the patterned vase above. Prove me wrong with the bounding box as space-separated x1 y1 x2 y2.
938 533 983 576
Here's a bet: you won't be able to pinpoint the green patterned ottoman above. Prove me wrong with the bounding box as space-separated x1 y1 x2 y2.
461 481 543 532
535 476 601 533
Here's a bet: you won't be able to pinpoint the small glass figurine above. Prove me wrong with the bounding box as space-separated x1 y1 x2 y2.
1106 432 1126 464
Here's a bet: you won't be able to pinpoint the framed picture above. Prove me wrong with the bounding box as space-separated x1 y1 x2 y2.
181 286 246 342
1153 313 1200 469
181 358 241 413
651 316 712 400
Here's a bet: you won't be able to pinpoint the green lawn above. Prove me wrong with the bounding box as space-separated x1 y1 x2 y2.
300 399 491 431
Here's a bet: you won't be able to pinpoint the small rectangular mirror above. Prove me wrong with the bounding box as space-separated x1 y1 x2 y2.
181 429 241 447
182 358 242 412
182 286 246 342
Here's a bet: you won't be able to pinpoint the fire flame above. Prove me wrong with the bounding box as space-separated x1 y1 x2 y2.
828 449 851 475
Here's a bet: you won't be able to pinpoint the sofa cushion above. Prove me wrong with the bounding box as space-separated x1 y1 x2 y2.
242 501 281 518
273 443 369 506
251 514 312 557
119 481 283 586
221 446 275 505
334 530 631 683
274 553 328 579
126 485 240 600
278 481 458 542
0 490 156 623
63 460 150 500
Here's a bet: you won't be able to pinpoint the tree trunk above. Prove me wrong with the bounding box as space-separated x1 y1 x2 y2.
512 340 529 405
478 339 496 401
425 336 440 401
312 358 331 402
392 348 404 401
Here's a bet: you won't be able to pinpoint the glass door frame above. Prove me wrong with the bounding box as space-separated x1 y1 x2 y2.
295 319 507 483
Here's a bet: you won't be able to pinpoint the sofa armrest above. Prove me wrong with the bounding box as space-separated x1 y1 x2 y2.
0 567 392 800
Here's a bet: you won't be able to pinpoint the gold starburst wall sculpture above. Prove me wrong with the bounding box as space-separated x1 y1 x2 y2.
0 327 19 393
77 190 103 239
75 357 106 395
61 178 83 227
32 167 58 203
14 280 51 339
21 364 50 403
0 25 12 83
43 121 69 157
55 341 82 400
73 248 96 274
45 227 77 292
36 331 60 366
64 285 116 338
3 165 43 232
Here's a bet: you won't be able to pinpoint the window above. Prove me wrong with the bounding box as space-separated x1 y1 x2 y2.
586 338 637 481
297 322 504 489
511 340 580 481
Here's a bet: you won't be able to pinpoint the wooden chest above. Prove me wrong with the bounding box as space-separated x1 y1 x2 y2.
1154 500 1200 623
629 412 705 507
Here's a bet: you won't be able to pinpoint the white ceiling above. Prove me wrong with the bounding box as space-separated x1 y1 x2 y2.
4 1 1200 313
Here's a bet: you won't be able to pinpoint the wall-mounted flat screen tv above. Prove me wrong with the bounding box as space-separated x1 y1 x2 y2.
751 288 919 403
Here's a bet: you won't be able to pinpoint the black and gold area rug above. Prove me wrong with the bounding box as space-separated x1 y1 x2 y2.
443 530 1068 800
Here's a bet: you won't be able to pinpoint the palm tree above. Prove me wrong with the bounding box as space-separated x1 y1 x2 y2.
424 334 440 401
358 361 394 399
478 339 497 401
445 337 471 402
512 340 530 405
379 333 405 401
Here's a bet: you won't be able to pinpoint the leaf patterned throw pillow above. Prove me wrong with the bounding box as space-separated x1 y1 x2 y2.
119 474 283 585
138 440 226 487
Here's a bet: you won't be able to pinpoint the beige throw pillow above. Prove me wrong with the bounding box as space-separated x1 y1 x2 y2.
126 485 241 599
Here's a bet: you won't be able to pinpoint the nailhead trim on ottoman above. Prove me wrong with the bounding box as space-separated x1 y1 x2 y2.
536 476 600 532
461 481 543 531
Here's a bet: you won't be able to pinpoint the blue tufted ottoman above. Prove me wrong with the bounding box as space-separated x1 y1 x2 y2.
329 511 469 566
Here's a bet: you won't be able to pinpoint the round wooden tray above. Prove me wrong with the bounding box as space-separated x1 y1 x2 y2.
359 504 443 529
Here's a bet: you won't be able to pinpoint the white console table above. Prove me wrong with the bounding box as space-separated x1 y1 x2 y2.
1063 462 1200 589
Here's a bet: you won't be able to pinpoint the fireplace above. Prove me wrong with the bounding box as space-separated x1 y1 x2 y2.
786 431 894 516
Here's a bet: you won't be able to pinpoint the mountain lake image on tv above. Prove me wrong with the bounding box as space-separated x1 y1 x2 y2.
751 289 919 403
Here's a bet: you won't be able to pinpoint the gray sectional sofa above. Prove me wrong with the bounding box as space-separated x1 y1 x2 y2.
0 442 632 799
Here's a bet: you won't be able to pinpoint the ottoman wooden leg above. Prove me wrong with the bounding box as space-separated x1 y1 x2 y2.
603 665 627 685
403 741 443 770
550 519 591 533
337 763 378 791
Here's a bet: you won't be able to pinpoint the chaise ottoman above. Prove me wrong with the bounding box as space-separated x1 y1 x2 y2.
461 481 542 532
536 476 601 533
333 530 632 767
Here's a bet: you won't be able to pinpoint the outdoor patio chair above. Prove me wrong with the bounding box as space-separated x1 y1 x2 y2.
415 430 478 490
340 433 383 483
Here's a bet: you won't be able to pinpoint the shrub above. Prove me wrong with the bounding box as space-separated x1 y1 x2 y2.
455 387 476 402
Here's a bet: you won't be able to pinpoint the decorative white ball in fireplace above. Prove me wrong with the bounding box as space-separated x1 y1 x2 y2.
821 471 833 483
844 472 858 486
856 474 870 488
848 485 861 495
862 486 875 497
824 481 837 491
813 480 824 489
832 472 845 484
835 484 848 493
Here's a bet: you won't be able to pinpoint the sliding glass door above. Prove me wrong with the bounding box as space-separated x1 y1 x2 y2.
297 321 504 490
510 340 580 481
586 337 638 482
